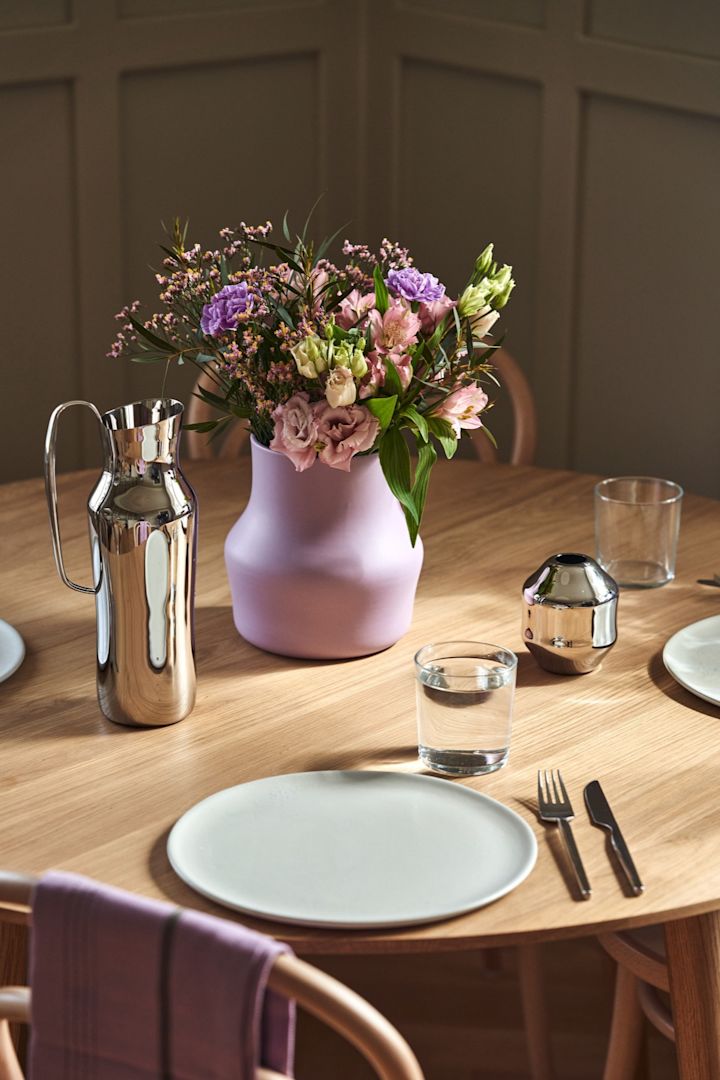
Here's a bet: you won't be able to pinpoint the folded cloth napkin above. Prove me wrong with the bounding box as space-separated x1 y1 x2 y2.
28 871 295 1079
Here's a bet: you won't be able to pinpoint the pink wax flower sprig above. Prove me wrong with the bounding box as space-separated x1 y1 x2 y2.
109 214 515 544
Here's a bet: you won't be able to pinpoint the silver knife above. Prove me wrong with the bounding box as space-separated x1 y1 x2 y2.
584 780 645 896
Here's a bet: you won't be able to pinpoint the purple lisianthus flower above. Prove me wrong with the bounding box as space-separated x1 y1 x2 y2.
386 267 446 304
200 282 255 337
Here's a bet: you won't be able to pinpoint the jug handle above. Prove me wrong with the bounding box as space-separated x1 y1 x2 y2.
44 400 106 594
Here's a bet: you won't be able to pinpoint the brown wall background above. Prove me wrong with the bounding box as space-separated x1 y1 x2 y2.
2 0 719 493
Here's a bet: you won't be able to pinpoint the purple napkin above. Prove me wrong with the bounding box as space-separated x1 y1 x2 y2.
28 871 295 1079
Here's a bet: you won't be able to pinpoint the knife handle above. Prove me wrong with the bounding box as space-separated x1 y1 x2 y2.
610 830 644 896
558 819 592 900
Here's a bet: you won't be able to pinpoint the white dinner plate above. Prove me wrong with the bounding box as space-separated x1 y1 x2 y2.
663 615 720 706
167 770 537 928
0 619 25 684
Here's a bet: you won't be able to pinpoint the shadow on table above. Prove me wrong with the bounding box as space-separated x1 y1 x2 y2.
647 649 720 717
514 795 586 902
515 651 564 688
301 745 422 773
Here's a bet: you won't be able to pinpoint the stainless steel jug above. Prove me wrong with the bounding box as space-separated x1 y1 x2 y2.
44 398 197 726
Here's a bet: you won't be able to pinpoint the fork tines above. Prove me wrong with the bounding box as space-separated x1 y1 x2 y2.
538 768 571 809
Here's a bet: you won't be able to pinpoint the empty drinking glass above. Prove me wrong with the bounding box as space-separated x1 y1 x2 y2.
414 641 517 777
594 477 683 588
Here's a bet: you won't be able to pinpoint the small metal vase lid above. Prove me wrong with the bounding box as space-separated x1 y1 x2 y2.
522 553 618 675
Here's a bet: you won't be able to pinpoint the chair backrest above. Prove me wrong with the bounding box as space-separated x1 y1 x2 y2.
0 872 423 1080
183 348 536 466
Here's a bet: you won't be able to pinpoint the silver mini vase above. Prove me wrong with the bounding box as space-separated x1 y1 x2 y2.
522 552 618 675
45 398 197 726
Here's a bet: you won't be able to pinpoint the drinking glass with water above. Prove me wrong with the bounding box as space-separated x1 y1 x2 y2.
414 641 517 776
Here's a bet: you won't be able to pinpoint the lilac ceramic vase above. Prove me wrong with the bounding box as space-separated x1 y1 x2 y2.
224 438 424 659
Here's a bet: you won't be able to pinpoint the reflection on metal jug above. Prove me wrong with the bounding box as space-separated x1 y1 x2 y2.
44 398 197 726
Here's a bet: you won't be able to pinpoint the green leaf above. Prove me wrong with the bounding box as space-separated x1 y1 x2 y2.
301 194 324 244
184 419 223 433
127 315 173 354
465 317 474 359
382 355 404 397
410 440 437 537
195 385 251 421
220 254 229 287
158 244 182 265
195 352 217 364
128 351 167 364
207 417 233 443
480 423 498 450
315 220 351 262
282 210 292 243
251 239 305 274
400 404 428 441
427 416 459 459
274 303 295 330
373 265 389 316
329 322 352 342
379 427 418 527
366 394 397 431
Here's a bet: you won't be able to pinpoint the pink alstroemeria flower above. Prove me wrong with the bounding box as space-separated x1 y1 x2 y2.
283 266 329 314
367 299 421 354
270 392 319 471
314 401 379 471
336 290 376 330
418 296 455 336
359 350 413 397
432 383 489 438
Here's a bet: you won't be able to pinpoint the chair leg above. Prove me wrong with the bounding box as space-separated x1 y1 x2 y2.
0 924 27 1069
602 965 644 1080
0 1022 23 1080
517 944 555 1080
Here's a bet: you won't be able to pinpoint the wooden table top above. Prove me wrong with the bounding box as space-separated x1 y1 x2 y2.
1 459 719 956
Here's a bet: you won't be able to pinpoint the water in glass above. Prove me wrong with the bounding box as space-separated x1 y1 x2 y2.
415 649 516 776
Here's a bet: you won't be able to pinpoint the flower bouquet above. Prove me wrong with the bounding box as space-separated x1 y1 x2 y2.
111 217 514 545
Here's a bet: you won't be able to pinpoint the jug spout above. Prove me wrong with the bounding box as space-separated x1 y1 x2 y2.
103 398 185 471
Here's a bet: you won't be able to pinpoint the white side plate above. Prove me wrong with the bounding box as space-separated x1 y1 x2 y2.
0 620 25 684
663 615 720 706
168 770 537 929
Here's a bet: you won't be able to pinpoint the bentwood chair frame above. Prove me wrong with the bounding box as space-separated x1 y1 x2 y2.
184 348 537 467
599 927 673 1079
0 872 424 1080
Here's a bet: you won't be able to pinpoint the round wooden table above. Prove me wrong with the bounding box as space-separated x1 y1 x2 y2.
2 459 720 1077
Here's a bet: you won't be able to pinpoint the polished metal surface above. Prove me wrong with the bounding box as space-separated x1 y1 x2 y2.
584 780 644 896
44 398 197 727
537 769 592 901
522 552 618 675
45 400 105 594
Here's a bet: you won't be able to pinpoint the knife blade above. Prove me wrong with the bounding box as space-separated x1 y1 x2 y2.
584 780 645 896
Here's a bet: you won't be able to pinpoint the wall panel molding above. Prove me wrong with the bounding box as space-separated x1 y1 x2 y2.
1 0 719 493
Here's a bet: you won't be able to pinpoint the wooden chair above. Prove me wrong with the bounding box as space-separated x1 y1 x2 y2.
598 927 673 1079
183 348 537 466
0 872 424 1080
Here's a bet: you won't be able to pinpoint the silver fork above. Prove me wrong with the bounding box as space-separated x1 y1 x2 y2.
537 769 592 900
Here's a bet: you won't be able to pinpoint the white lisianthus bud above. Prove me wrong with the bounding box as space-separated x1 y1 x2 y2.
492 267 515 309
325 366 357 407
291 335 328 378
469 306 500 339
333 339 368 379
474 244 494 277
457 282 492 318
349 348 367 378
